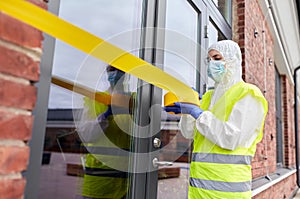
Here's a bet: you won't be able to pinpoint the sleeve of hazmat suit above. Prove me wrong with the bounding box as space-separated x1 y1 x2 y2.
76 106 109 143
179 114 196 139
179 94 265 150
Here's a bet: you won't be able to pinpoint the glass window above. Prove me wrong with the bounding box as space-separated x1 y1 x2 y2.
48 0 142 109
211 0 232 25
275 68 284 167
163 0 199 90
157 0 204 198
39 1 143 198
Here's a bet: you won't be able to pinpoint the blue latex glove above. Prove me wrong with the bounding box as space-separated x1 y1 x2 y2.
164 106 182 114
103 106 112 118
175 102 203 119
97 106 112 122
164 102 203 119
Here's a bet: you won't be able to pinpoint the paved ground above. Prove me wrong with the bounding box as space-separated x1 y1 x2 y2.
38 152 189 199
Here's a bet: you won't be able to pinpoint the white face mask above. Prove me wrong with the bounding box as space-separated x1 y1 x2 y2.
207 60 226 83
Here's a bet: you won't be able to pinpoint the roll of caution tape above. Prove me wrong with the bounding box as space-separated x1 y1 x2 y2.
164 91 200 107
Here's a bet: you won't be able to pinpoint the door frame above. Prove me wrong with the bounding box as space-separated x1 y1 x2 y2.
24 1 60 198
129 0 167 198
137 0 208 198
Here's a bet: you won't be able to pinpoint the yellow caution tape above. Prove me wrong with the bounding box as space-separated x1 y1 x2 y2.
0 0 200 106
51 76 132 108
51 76 111 105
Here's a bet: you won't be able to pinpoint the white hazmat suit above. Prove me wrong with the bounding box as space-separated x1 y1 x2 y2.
179 40 265 150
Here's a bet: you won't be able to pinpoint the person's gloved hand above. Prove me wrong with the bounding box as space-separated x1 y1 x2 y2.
103 105 129 119
103 106 112 118
97 106 112 123
175 102 203 119
164 102 203 119
164 105 182 114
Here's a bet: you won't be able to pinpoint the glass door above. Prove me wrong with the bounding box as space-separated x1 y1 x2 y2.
26 0 219 198
154 0 207 198
35 1 144 199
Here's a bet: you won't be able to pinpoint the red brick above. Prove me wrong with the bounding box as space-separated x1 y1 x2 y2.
0 0 47 49
237 2 245 8
0 45 40 81
237 27 244 33
237 8 245 15
0 146 29 174
0 13 43 49
0 78 37 110
238 15 245 20
0 178 26 199
239 33 245 40
0 110 33 140
237 20 245 26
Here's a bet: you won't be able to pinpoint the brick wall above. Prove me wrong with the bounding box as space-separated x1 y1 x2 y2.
252 173 297 199
247 0 277 179
0 0 47 198
233 0 276 178
233 0 297 198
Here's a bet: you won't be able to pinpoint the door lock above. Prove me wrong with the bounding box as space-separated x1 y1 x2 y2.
153 138 161 148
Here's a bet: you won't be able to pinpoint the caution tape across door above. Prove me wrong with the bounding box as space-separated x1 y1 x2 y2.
0 0 200 105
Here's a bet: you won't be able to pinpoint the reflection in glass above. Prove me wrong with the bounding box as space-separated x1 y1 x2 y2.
211 0 232 25
48 0 142 108
164 0 198 89
75 66 132 199
40 1 142 199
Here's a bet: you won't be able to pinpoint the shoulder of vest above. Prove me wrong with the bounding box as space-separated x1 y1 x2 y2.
203 89 214 97
241 82 268 110
242 82 264 97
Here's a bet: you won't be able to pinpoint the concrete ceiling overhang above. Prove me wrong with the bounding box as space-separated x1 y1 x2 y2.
259 0 300 82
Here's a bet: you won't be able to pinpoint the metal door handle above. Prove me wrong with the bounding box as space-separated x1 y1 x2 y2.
152 158 173 168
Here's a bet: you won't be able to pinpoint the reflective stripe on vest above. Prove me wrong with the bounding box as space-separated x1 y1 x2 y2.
192 153 252 165
86 146 130 156
85 167 128 178
190 178 251 192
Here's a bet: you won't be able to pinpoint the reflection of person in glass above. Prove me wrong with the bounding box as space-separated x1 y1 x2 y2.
77 65 131 199
165 40 268 198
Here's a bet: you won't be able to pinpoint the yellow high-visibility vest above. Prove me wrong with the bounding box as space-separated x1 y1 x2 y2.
189 82 268 199
82 95 131 199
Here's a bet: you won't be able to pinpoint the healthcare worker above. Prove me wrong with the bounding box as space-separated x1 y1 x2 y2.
76 66 131 199
165 40 268 198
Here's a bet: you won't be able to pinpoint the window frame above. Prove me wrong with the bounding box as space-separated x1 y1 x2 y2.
275 67 284 167
206 0 232 39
